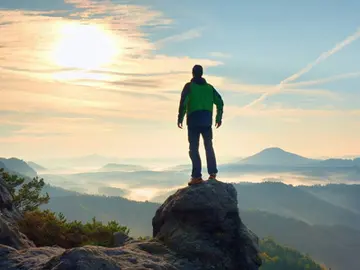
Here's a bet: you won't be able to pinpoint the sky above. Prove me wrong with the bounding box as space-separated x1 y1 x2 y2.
1 0 360 162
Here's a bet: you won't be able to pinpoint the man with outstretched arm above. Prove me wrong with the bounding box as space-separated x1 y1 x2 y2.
177 64 224 186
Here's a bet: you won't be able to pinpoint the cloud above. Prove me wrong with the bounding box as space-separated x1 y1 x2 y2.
156 28 203 47
64 0 172 27
243 27 360 109
1 3 341 133
225 104 360 120
288 71 360 88
210 52 231 58
219 80 339 99
0 4 224 136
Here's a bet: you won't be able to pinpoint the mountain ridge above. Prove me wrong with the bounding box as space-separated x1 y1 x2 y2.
28 161 47 172
239 147 319 166
0 158 37 177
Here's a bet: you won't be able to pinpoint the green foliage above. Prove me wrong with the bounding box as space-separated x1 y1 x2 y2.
0 168 50 212
260 238 326 270
18 209 130 249
41 193 158 237
1 168 24 193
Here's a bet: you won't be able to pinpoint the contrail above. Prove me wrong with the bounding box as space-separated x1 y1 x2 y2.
242 27 360 110
287 71 360 88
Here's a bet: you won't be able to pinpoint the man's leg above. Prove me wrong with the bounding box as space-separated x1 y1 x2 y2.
188 127 202 178
201 126 218 176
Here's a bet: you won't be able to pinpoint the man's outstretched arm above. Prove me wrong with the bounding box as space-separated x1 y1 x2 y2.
177 83 190 127
213 87 224 127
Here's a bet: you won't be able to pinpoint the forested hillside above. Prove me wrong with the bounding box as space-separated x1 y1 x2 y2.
260 238 325 270
242 210 360 270
40 193 358 269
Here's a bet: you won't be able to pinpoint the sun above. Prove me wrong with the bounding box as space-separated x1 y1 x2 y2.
52 22 119 70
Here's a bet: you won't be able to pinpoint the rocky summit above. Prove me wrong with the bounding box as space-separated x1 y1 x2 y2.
0 176 262 270
153 179 262 270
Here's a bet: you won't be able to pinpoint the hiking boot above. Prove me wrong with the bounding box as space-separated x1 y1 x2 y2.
188 177 204 186
208 174 217 180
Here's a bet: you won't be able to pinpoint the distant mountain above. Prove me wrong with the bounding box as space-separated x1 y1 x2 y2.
233 182 360 229
97 186 127 197
0 158 37 177
301 184 360 214
165 164 191 172
100 163 147 172
355 158 360 166
28 161 47 172
239 147 318 166
241 210 360 270
217 148 360 179
36 154 120 168
317 158 358 167
42 184 81 197
54 170 188 190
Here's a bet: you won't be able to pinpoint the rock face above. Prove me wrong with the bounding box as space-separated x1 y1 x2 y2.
153 179 262 270
0 177 35 249
0 177 262 270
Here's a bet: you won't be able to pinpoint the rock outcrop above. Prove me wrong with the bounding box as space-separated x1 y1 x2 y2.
0 177 35 249
0 177 262 270
153 179 262 270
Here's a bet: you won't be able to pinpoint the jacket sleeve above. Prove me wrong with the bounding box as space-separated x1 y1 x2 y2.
177 83 190 124
213 87 224 123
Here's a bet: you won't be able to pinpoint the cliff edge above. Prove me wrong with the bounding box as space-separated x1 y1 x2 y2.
0 177 261 270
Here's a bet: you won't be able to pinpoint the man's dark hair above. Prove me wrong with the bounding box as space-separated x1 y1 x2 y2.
192 65 203 78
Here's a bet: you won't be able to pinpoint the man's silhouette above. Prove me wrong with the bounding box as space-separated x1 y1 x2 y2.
177 65 224 186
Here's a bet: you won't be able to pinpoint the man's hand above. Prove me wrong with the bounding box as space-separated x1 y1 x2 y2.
215 121 222 129
178 122 183 129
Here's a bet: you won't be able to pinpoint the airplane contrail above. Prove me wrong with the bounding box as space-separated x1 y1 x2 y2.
286 71 360 88
242 27 360 110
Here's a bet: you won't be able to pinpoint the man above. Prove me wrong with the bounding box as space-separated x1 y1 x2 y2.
177 64 224 186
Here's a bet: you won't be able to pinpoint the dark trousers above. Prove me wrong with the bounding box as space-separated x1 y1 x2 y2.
188 126 218 178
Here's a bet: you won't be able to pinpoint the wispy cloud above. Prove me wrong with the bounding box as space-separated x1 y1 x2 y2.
288 71 360 88
0 4 222 132
219 81 340 99
156 28 203 47
210 52 231 58
242 27 360 109
225 104 360 120
64 0 172 27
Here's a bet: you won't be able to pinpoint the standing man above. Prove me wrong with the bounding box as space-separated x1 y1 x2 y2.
177 65 224 186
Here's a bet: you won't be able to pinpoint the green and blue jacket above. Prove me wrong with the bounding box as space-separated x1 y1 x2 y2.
177 77 224 127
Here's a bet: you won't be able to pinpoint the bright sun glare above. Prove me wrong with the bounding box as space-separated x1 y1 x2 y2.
52 22 119 70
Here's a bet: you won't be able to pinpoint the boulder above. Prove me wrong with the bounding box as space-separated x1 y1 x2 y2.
152 179 262 270
113 231 132 247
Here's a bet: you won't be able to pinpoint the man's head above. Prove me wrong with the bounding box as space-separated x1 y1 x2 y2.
192 65 203 78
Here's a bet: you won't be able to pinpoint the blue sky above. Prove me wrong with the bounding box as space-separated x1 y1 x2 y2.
0 0 360 162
